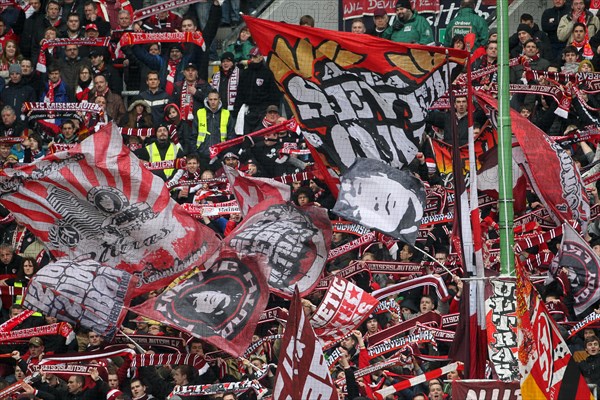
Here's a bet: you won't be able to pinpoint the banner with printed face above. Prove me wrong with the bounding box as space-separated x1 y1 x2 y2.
244 16 468 172
131 253 270 357
0 123 221 297
223 198 332 298
23 259 134 339
333 158 426 245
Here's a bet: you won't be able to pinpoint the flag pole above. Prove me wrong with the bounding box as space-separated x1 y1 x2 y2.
118 329 147 354
496 0 515 277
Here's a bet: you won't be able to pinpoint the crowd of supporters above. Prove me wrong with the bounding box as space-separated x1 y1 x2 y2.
0 0 599 399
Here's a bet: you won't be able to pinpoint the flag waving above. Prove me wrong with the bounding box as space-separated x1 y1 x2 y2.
0 123 221 296
273 287 337 400
475 92 589 231
517 259 594 399
130 251 270 357
223 198 331 298
550 223 600 316
333 158 426 245
23 259 134 340
244 16 468 171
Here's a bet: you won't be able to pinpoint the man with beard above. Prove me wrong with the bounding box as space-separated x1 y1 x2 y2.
137 123 184 181
55 44 91 100
234 47 281 134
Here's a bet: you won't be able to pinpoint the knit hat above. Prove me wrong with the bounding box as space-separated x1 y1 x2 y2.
395 0 412 9
220 51 235 62
517 23 533 36
107 389 124 400
8 63 21 74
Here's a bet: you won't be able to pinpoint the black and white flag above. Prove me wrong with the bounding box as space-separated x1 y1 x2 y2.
333 158 426 245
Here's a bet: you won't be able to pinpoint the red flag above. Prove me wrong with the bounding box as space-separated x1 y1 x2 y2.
0 123 221 296
222 198 332 298
517 259 594 399
448 280 487 379
244 16 468 172
130 251 270 357
549 223 600 316
309 276 379 344
273 287 337 400
475 92 590 231
223 165 290 216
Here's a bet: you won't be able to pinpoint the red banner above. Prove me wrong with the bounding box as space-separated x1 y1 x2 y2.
273 288 337 400
452 380 521 399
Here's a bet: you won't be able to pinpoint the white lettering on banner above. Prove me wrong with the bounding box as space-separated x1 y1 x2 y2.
286 56 457 168
486 280 519 381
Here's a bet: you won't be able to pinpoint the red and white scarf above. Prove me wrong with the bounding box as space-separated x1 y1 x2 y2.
37 37 111 72
211 67 239 111
45 78 62 103
119 31 205 51
165 58 179 95
132 0 203 22
180 81 194 120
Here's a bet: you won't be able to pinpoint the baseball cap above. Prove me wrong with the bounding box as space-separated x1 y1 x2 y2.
29 337 43 347
373 7 387 16
85 23 98 31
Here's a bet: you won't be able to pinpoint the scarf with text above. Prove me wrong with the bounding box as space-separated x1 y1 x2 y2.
181 201 240 218
37 37 111 72
0 323 72 342
119 31 205 51
211 67 239 110
165 58 180 96
132 0 204 22
367 330 436 358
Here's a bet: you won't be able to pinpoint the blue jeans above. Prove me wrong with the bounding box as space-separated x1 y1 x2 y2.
194 1 211 30
221 0 241 24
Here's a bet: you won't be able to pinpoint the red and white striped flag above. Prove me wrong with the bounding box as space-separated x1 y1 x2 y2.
223 165 290 216
0 123 221 297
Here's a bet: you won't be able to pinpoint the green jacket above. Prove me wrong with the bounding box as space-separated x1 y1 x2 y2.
225 39 254 62
444 7 489 50
383 11 434 45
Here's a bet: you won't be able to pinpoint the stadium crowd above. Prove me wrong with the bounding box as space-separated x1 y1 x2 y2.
0 0 598 399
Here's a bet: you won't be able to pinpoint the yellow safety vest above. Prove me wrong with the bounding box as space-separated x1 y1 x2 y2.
196 108 230 147
149 142 177 177
14 281 42 316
